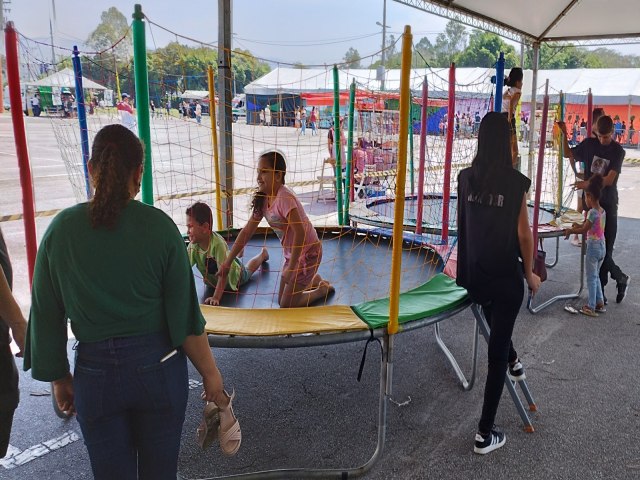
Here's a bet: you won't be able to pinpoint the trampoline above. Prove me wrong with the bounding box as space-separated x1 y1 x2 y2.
349 193 560 237
350 195 586 314
188 227 537 479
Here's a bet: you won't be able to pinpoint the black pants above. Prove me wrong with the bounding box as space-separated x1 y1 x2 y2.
0 342 19 457
600 204 625 288
470 275 524 435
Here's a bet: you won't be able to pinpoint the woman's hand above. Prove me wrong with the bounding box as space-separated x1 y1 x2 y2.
526 272 541 295
52 373 76 416
10 320 26 357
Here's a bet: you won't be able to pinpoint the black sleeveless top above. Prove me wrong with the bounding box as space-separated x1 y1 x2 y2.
456 166 531 294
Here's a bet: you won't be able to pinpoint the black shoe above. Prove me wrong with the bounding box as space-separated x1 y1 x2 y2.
508 360 526 382
616 275 630 304
474 428 506 454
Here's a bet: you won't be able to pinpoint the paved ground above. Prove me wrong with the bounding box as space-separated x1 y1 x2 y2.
1 114 640 479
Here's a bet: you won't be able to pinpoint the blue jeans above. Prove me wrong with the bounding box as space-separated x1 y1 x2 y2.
74 333 188 480
301 119 306 134
586 239 606 309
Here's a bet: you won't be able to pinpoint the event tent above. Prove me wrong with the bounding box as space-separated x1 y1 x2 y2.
24 67 108 90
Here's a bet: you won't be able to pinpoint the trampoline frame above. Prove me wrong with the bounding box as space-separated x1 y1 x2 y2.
182 301 537 480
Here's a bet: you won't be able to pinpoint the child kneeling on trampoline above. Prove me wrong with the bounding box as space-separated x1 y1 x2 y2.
219 150 334 308
187 201 269 306
564 174 607 316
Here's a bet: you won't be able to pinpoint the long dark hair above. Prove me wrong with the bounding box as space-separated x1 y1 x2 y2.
469 112 512 196
250 151 287 216
504 67 523 87
89 124 143 229
586 174 603 201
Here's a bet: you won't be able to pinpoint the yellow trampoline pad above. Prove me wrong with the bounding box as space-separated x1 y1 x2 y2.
202 305 370 336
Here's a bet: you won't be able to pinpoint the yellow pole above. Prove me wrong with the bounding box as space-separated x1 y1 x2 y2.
208 65 223 230
388 25 412 335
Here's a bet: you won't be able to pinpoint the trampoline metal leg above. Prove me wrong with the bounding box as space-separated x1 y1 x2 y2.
434 317 479 392
527 237 585 314
178 338 391 480
471 304 535 432
544 236 560 268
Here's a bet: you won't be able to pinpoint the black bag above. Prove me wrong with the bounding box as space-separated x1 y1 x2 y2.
533 239 547 282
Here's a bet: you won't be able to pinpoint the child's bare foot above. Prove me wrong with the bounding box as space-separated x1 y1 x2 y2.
260 247 269 263
318 280 335 294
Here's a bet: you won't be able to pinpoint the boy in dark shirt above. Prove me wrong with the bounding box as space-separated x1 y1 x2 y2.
559 115 629 303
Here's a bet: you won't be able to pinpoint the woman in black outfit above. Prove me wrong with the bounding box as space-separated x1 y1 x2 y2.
457 112 541 454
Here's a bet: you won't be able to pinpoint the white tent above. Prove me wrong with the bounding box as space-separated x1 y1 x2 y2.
246 67 640 104
179 90 210 100
24 68 108 90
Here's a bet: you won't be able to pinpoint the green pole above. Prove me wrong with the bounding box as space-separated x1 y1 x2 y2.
345 79 356 222
132 4 153 205
409 99 415 196
332 65 344 225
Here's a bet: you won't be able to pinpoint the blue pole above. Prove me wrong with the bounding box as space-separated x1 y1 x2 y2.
72 45 92 199
494 52 505 113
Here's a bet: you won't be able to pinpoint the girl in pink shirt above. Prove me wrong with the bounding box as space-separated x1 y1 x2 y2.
220 151 334 307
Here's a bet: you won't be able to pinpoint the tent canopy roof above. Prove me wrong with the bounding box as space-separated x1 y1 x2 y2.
24 68 108 90
245 67 640 105
395 0 640 44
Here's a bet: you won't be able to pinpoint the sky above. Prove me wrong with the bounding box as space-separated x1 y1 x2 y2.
3 0 638 67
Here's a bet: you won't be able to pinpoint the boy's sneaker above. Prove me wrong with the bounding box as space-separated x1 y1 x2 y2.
616 275 630 304
474 429 506 455
508 360 526 382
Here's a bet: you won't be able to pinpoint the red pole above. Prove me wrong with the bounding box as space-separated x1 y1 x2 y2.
415 77 428 235
586 88 593 137
532 80 550 250
442 63 455 243
5 22 38 285
0 60 4 114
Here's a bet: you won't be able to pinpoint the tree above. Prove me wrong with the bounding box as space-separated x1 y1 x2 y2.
86 7 132 62
414 36 435 66
456 30 519 68
343 47 362 68
292 62 307 69
433 21 467 66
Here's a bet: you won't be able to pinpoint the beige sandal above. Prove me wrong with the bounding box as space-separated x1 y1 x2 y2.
196 401 221 450
219 390 242 456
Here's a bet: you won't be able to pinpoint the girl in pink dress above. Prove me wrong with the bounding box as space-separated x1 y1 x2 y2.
220 151 334 307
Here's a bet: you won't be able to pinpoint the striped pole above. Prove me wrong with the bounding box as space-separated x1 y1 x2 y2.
532 80 550 249
586 88 593 137
72 46 92 199
132 4 153 205
332 65 344 225
415 77 428 235
208 65 223 230
346 79 356 215
388 25 412 336
557 91 565 211
5 22 37 284
442 63 456 244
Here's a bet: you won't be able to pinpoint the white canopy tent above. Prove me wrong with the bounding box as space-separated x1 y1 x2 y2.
246 67 640 104
24 67 108 90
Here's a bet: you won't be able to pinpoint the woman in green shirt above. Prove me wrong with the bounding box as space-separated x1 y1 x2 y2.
25 124 240 478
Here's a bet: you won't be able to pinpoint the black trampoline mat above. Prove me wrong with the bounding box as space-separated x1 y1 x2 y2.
196 230 444 309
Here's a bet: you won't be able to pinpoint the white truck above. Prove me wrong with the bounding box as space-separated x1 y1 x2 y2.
232 94 246 122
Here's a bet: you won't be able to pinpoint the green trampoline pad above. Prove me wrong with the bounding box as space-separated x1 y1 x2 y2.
352 273 469 330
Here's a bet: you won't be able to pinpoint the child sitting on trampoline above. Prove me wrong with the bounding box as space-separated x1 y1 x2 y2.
219 150 334 308
186 202 269 306
564 174 607 316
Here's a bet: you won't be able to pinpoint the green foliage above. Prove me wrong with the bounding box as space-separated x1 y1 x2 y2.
524 44 640 69
343 47 362 68
292 62 307 69
456 30 519 68
86 7 132 62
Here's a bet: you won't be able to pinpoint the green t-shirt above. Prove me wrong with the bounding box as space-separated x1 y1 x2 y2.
187 232 242 290
24 201 205 382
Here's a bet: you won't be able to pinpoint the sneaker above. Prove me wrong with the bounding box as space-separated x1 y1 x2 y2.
474 429 506 455
616 275 630 304
508 360 526 382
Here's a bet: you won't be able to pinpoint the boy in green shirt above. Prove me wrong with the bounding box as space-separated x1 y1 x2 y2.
186 202 268 305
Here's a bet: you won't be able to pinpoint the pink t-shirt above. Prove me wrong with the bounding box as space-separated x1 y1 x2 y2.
587 207 606 242
257 185 320 261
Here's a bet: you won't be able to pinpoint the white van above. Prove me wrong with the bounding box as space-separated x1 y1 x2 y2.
232 94 246 122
